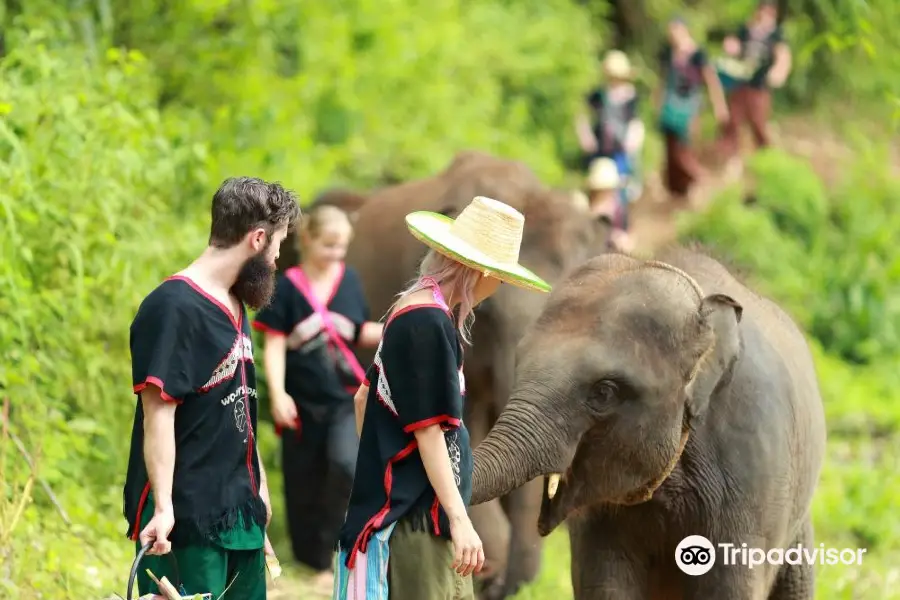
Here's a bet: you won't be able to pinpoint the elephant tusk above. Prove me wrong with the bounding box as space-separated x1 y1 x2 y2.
548 473 561 499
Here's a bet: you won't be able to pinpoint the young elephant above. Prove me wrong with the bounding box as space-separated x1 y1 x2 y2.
471 247 827 599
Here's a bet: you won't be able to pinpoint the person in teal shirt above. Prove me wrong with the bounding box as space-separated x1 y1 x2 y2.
655 16 729 203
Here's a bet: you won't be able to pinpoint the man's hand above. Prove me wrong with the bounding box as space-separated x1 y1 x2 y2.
140 507 176 555
264 533 276 556
449 514 485 577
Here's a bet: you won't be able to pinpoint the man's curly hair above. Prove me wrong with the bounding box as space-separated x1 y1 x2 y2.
208 176 302 248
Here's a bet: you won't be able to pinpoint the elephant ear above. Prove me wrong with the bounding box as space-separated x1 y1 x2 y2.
684 293 744 420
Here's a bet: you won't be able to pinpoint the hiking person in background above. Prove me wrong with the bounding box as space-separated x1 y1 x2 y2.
334 196 552 600
576 49 646 200
654 16 730 204
716 0 792 176
584 156 635 253
252 204 383 595
122 177 301 599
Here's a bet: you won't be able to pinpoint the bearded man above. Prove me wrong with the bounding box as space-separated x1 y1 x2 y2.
121 176 301 599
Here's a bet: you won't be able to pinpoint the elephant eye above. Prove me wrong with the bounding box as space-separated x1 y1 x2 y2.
594 379 619 402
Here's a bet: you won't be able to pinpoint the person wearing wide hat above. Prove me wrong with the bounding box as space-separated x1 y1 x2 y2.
334 196 550 599
576 49 646 197
585 157 635 253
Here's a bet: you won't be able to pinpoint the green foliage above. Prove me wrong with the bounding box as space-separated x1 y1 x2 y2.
677 147 900 365
102 0 606 194
0 22 207 598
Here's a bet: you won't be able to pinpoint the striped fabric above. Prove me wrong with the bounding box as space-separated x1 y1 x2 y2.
333 521 397 600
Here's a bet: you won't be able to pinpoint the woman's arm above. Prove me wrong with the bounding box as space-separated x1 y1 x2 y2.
263 333 299 428
263 333 287 397
354 383 369 437
357 321 384 348
767 42 792 88
624 119 646 154
415 425 468 522
575 112 598 153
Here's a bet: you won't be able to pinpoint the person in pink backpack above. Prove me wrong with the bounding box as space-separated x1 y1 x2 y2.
252 204 384 593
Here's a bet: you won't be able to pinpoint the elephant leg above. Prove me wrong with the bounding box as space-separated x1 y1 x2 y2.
498 478 544 597
768 519 815 600
465 372 511 599
569 513 651 600
681 545 769 600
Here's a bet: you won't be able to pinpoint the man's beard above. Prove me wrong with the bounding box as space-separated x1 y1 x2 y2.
232 250 277 310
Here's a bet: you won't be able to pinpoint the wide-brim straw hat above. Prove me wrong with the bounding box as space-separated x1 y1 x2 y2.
587 157 621 191
603 50 635 80
405 196 552 293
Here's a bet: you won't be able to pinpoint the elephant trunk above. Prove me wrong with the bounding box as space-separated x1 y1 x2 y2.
471 398 570 506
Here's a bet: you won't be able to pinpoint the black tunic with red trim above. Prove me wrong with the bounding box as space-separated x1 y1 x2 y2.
250 266 370 406
337 305 473 568
122 276 267 546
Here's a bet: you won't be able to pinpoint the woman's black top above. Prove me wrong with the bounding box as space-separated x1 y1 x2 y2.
337 304 473 568
585 86 640 157
251 264 370 406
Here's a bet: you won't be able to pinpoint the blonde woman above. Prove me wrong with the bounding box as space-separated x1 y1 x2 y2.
252 205 383 592
333 197 551 599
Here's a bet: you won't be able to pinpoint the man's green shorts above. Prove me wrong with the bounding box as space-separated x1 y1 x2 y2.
134 496 266 599
135 543 266 599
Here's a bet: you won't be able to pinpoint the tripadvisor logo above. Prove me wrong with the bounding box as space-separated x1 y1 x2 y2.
675 535 867 576
676 535 716 576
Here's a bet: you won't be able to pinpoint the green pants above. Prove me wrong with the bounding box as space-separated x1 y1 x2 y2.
388 518 475 600
135 543 266 599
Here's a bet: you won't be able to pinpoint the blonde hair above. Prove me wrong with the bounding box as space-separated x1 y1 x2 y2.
387 249 483 345
298 204 352 250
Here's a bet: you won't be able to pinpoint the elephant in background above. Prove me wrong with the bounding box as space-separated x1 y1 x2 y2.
471 246 827 599
301 151 611 599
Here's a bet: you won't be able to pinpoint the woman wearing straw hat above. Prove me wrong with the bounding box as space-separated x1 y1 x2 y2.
334 196 550 600
585 156 635 253
576 49 646 201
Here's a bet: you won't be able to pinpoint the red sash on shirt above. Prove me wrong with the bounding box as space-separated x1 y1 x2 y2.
285 264 367 385
274 264 366 437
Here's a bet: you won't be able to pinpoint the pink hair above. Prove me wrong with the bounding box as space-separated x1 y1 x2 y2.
387 250 482 345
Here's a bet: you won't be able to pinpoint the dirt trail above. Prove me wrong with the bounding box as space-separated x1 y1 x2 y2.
628 115 894 254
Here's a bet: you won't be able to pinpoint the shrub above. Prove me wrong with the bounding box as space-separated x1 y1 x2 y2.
0 24 207 597
677 148 900 365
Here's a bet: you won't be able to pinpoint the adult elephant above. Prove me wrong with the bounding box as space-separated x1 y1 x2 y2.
317 151 611 599
470 246 827 599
